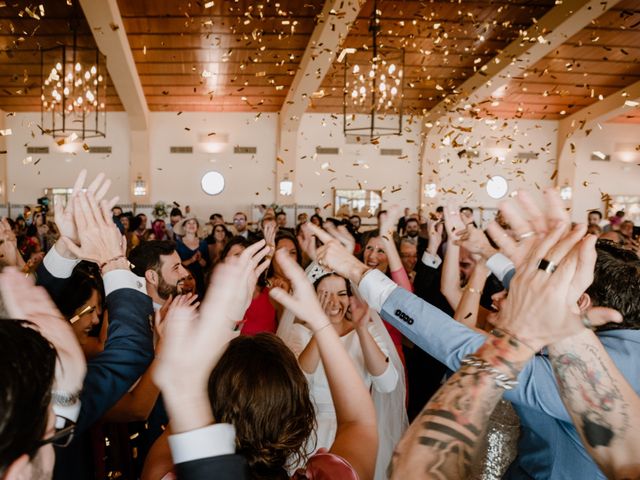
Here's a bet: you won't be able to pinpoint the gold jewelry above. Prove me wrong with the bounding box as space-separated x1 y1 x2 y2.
466 286 482 295
69 305 96 324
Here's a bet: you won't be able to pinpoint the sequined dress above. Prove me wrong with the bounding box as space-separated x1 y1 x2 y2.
471 399 520 479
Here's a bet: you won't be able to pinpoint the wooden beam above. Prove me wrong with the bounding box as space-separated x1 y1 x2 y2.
418 0 619 210
79 0 149 130
276 0 365 203
555 78 640 199
79 0 150 203
422 0 620 128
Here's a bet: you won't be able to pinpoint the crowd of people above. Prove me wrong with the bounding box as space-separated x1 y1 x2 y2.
0 169 639 480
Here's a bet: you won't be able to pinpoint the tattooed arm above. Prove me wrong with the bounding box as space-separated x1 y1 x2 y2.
549 329 640 480
390 331 534 479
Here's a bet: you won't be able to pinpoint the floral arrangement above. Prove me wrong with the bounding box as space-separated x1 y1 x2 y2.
152 201 169 219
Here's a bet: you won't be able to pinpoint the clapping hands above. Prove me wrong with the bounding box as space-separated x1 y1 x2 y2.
152 240 271 430
492 189 622 351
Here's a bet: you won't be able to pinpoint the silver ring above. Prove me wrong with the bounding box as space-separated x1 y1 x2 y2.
518 231 535 240
537 258 557 274
581 313 594 330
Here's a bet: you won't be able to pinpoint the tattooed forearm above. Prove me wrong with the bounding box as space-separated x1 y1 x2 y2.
551 343 628 448
390 332 533 480
549 331 640 480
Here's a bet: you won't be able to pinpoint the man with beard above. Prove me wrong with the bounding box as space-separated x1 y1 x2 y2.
128 241 190 309
404 217 428 257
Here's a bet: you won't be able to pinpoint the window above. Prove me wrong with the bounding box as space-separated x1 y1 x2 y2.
201 171 225 195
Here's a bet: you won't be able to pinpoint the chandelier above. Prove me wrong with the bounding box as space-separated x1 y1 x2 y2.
343 0 404 138
40 2 106 140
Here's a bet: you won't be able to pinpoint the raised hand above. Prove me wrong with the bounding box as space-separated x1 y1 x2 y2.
154 293 199 340
298 222 317 261
263 220 276 248
269 248 331 332
426 219 444 255
0 267 86 396
494 220 621 352
324 222 356 254
379 205 403 240
309 223 369 284
61 192 125 268
486 189 567 269
199 240 271 333
455 224 496 260
348 296 371 330
443 201 466 238
54 171 117 249
153 240 270 433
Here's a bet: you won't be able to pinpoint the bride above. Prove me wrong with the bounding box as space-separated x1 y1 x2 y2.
278 260 408 480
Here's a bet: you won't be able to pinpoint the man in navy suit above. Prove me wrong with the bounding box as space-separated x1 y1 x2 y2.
33 172 155 480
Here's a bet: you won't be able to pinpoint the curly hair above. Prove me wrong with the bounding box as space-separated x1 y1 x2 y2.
208 334 316 479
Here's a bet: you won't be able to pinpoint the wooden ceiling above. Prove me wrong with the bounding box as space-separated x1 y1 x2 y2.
0 0 638 123
0 1 123 111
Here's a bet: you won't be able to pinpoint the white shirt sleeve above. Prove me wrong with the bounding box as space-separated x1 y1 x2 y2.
43 246 80 279
367 320 399 393
485 253 515 282
53 402 81 423
102 269 147 296
169 424 236 464
421 251 442 269
358 269 399 312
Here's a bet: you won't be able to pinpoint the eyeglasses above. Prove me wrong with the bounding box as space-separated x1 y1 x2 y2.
37 416 75 448
233 218 246 223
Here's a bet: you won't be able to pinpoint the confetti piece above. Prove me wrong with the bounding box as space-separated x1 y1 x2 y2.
204 1 214 8
0 129 11 136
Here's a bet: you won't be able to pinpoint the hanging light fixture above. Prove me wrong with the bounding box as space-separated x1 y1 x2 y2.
343 0 404 138
40 0 106 140
134 176 147 197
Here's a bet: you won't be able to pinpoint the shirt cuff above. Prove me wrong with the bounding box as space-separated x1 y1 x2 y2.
421 251 442 269
371 361 399 393
43 246 80 279
53 401 81 423
358 269 398 312
169 424 236 464
486 253 515 282
103 269 147 297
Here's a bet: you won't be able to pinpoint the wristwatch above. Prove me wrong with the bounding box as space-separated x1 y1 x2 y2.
51 389 82 407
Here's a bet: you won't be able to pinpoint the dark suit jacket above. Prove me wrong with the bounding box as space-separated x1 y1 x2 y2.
37 263 155 479
175 455 250 480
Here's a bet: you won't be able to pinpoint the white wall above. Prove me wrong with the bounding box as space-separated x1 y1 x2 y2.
4 111 639 224
149 112 277 220
5 112 131 205
571 123 640 221
427 117 557 212
296 113 422 213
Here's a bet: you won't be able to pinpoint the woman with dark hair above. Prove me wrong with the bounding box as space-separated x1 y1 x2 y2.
143 245 378 480
206 223 233 266
55 267 104 358
151 219 169 241
174 217 209 298
266 231 302 292
278 263 407 480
